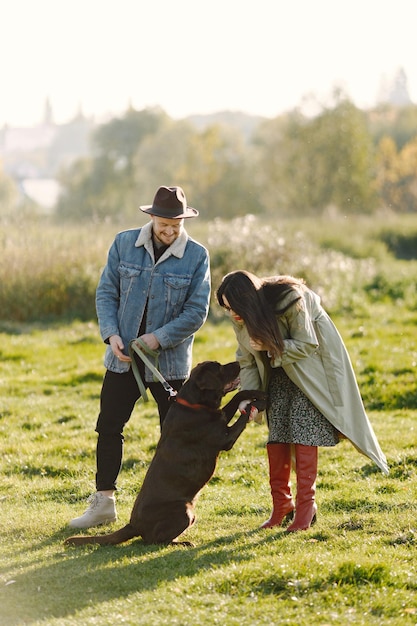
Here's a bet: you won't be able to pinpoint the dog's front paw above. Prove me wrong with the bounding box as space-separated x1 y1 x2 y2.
243 391 268 413
251 397 268 412
238 391 268 416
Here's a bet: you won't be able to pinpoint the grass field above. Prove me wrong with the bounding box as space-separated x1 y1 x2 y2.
1 312 416 625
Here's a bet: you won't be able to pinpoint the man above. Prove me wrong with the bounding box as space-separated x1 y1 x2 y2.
69 186 210 529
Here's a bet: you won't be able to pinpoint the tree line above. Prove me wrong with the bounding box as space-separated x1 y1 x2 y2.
2 90 417 220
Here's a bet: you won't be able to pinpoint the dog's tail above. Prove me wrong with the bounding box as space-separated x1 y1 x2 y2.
64 523 137 547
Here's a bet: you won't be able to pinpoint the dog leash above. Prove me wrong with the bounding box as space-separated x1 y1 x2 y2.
128 337 178 403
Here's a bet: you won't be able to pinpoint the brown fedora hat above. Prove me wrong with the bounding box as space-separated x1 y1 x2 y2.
140 186 199 219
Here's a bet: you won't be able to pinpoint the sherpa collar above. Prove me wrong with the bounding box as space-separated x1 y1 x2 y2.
135 221 189 259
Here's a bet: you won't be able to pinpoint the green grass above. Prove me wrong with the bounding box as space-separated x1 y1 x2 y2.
1 317 417 625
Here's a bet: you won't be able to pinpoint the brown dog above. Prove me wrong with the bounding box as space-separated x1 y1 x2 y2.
65 360 267 547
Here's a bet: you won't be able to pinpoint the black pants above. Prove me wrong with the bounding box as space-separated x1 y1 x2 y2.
95 357 184 491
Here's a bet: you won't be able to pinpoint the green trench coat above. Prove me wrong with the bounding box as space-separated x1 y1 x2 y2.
233 284 389 475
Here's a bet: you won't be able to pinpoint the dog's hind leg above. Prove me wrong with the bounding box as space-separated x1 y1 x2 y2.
143 506 195 546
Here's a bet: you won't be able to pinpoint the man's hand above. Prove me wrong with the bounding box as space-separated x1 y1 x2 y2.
138 333 160 351
109 335 131 362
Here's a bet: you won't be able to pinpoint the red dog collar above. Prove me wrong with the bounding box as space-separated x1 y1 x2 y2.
175 397 211 411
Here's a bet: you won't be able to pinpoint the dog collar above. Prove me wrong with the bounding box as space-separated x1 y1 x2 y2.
175 397 213 411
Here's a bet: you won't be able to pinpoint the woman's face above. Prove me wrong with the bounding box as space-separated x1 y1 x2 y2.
222 296 244 323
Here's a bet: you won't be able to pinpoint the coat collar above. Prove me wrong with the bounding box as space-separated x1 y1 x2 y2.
135 221 189 259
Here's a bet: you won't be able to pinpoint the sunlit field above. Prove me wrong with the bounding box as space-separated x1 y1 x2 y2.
1 212 417 322
0 214 416 625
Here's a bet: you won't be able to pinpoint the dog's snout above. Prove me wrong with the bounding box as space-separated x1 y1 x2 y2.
218 361 240 395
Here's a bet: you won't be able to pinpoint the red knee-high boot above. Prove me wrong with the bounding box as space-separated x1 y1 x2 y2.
286 444 318 533
260 443 295 528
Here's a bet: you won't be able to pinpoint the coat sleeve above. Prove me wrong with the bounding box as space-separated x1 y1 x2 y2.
270 297 319 368
236 341 263 390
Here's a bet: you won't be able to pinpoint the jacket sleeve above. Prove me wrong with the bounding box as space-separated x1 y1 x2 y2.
270 297 319 368
96 237 122 343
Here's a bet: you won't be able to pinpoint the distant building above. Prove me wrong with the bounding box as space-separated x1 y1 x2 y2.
0 98 94 210
377 67 413 107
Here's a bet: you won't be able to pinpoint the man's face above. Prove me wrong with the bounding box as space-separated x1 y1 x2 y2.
151 215 184 246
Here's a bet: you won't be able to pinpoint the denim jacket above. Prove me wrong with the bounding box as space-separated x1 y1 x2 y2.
96 221 211 381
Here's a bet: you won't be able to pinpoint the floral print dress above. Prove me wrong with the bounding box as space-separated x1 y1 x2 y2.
267 367 339 446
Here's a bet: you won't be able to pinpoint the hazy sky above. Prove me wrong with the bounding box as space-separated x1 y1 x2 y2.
2 0 416 127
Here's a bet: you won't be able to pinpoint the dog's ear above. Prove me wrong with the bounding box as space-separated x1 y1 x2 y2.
198 371 222 390
193 363 221 390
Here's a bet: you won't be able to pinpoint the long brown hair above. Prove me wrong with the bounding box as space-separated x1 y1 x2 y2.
216 270 303 358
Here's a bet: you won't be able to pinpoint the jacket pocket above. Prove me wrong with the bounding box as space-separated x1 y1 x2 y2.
118 264 142 294
164 275 191 307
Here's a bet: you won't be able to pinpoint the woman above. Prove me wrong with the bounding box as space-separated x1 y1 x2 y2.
216 270 388 533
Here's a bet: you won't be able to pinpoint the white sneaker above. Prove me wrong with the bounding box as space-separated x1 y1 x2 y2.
68 493 117 529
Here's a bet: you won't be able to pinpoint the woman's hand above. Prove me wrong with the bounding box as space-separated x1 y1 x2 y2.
249 338 268 351
238 400 259 421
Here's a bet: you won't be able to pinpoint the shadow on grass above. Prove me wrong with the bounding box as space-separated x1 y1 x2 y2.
0 525 290 625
